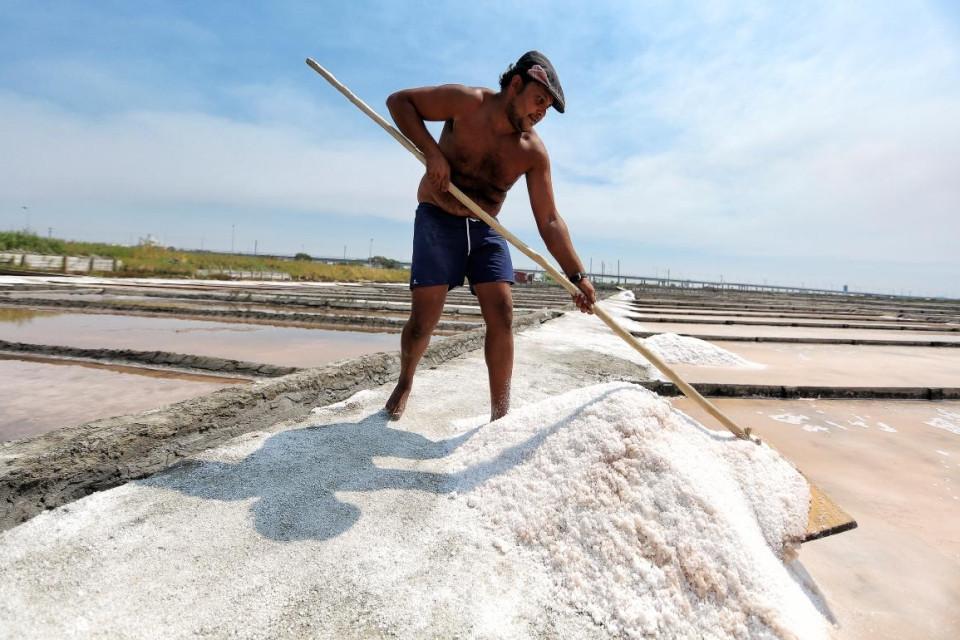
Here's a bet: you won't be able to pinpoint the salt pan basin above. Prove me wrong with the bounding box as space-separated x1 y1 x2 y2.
0 382 828 639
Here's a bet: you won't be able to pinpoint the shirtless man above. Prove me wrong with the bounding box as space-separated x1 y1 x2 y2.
384 51 596 421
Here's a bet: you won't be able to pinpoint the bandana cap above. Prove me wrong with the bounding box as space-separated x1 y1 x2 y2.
514 50 565 113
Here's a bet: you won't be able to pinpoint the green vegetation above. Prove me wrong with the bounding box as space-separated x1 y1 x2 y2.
0 231 408 282
370 255 403 269
0 231 67 254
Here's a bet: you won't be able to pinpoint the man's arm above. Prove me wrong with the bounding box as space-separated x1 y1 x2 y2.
386 84 482 192
526 145 596 312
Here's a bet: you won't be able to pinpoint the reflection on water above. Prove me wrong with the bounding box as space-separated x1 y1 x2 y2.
0 307 61 325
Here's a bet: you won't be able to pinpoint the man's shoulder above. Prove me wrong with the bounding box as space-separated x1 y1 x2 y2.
520 129 546 148
520 130 549 164
437 84 487 112
442 83 488 98
394 84 487 122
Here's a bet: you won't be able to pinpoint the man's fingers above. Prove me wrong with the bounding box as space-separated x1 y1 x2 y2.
576 293 595 314
428 171 450 192
573 293 593 313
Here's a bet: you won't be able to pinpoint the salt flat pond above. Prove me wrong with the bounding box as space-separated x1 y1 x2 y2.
0 308 401 442
673 340 960 387
0 310 400 367
0 356 244 442
634 319 960 342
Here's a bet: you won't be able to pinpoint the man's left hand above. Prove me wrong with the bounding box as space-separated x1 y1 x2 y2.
573 278 596 314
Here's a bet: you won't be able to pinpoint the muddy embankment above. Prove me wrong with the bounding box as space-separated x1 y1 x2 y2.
0 340 297 378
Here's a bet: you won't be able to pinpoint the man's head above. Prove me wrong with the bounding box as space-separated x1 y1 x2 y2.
499 50 565 133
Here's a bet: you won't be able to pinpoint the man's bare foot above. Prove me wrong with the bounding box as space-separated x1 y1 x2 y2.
385 383 411 420
490 397 509 422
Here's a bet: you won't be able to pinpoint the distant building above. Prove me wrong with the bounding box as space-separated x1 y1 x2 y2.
514 270 542 284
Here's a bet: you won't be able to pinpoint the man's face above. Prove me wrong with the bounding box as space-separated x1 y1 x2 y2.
507 78 554 133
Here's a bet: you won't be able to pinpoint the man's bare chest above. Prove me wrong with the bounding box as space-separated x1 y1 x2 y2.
438 119 527 194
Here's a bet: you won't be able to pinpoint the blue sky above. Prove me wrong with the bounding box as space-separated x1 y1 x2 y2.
2 1 958 296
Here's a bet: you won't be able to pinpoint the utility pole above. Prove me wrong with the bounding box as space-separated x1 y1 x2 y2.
254 239 258 256
21 206 29 232
617 260 620 284
589 257 592 276
231 224 236 254
48 227 52 239
369 238 374 261
343 245 347 261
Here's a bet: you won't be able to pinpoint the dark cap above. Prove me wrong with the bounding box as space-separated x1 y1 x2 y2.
515 50 565 113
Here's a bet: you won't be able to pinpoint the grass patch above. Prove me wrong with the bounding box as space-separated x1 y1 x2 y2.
0 231 408 282
0 231 67 254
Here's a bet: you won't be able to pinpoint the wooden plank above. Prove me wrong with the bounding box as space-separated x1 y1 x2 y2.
804 482 857 542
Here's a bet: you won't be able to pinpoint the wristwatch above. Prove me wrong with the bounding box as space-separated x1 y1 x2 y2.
568 272 586 284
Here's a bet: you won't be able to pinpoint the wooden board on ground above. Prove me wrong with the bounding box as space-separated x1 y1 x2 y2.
805 482 857 542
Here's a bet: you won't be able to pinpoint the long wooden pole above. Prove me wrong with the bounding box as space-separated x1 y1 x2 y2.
306 58 753 441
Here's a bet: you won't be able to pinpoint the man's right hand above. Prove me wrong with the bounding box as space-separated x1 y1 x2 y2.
425 149 451 192
573 278 596 314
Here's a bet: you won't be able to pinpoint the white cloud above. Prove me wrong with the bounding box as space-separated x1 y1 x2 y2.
0 92 423 221
542 2 960 264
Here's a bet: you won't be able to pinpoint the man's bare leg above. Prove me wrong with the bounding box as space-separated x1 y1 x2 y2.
385 284 449 419
474 282 513 421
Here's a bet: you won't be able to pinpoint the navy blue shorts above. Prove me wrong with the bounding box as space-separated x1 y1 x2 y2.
410 202 514 294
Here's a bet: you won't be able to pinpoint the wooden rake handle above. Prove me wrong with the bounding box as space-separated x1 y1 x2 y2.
306 58 754 442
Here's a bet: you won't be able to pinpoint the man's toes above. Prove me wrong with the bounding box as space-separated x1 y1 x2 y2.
386 399 406 420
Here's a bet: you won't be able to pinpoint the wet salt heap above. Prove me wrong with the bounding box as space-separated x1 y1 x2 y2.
451 382 829 639
644 331 755 367
524 290 758 370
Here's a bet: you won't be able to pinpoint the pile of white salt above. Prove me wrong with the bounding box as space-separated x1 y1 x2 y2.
644 331 756 367
525 290 758 369
449 382 828 639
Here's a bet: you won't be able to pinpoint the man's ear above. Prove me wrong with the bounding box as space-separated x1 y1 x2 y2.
509 74 524 95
